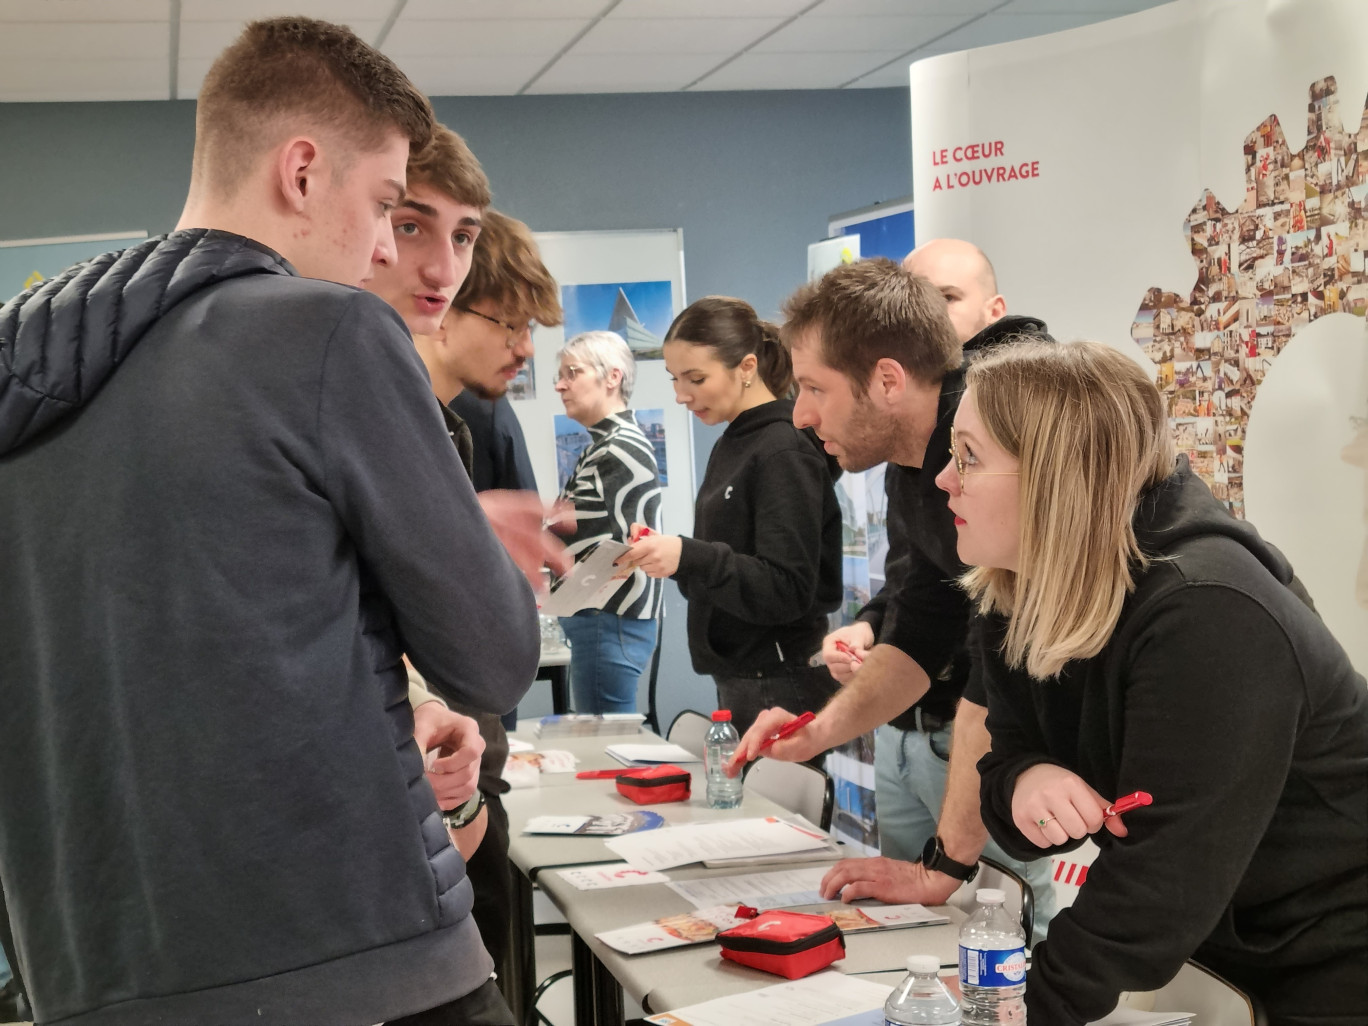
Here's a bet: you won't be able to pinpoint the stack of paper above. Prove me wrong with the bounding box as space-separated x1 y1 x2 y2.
605 742 701 765
533 713 646 738
1090 1012 1192 1026
605 816 831 872
644 970 892 1025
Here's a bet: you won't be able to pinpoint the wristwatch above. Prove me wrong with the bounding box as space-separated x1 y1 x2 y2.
442 790 485 831
918 835 979 882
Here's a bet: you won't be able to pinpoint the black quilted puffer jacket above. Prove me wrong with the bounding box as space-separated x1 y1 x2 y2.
0 229 537 1026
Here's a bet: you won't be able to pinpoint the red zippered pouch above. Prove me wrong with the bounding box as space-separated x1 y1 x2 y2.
615 764 692 804
716 909 845 979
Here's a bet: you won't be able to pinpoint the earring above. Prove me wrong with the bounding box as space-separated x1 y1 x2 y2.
743 378 752 389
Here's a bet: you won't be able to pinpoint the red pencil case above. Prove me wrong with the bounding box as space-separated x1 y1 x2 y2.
615 764 692 804
716 910 845 979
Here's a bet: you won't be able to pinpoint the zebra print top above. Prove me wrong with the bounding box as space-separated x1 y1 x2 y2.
558 410 663 619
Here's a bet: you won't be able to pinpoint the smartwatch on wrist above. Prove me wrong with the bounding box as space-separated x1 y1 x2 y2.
918 834 979 882
442 790 485 831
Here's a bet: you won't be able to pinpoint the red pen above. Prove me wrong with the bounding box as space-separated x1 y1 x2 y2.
834 639 864 665
1104 790 1152 818
758 711 815 751
629 525 653 543
576 769 630 780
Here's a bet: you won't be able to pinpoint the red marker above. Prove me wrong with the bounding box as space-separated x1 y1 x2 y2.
629 525 653 543
834 640 864 665
1104 790 1152 818
758 711 815 751
576 769 630 780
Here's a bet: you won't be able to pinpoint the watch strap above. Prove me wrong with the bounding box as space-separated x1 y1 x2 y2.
921 835 979 882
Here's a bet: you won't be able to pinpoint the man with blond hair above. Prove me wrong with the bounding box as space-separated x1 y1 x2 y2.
0 18 535 1025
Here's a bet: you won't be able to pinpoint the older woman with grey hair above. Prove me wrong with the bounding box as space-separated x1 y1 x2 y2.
553 331 663 713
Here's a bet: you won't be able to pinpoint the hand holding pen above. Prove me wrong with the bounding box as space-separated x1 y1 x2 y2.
616 522 682 578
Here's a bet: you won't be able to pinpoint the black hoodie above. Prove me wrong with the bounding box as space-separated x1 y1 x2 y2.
977 458 1368 1024
674 397 842 676
0 231 539 1025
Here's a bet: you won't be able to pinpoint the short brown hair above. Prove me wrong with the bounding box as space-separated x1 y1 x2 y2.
194 16 434 195
455 210 562 327
781 258 961 394
406 124 491 210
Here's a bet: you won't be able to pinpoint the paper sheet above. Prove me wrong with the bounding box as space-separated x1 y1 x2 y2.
538 540 632 616
554 864 671 890
666 867 829 909
644 971 892 1026
605 742 701 765
605 817 829 871
524 812 665 836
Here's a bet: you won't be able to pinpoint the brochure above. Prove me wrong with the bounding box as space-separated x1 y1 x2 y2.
595 900 948 955
523 811 666 836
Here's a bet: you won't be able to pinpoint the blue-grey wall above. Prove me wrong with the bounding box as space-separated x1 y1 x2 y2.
0 88 911 729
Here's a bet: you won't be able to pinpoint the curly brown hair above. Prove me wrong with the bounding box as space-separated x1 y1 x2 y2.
455 210 562 327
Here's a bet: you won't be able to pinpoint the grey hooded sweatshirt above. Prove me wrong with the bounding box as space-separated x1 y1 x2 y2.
0 230 538 1025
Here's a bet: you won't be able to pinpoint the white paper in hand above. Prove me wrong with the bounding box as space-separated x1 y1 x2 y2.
539 541 631 616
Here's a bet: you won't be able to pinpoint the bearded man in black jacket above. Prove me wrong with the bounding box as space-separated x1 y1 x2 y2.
730 244 1058 941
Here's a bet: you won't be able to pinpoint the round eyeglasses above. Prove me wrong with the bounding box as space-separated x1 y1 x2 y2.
457 306 531 349
949 425 1019 490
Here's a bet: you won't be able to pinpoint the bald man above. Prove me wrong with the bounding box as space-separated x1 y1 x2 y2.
733 243 1056 941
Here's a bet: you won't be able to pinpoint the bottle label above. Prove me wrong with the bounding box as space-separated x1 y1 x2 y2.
959 944 1026 986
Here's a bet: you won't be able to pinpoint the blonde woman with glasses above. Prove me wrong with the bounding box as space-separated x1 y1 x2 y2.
553 331 663 714
935 340 1367 1026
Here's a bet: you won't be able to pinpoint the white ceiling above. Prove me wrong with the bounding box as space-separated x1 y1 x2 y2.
0 0 1166 102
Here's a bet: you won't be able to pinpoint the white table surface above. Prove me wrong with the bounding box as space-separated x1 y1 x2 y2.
536 860 966 1014
504 724 791 876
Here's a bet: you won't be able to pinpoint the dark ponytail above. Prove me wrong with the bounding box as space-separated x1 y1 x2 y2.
664 296 794 397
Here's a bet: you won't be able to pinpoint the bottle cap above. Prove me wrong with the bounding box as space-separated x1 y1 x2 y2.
906 954 940 975
975 888 1006 904
711 710 732 721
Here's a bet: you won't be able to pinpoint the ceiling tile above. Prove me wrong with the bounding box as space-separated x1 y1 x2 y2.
383 18 587 57
611 0 812 17
396 53 548 96
571 16 779 54
694 49 906 90
0 0 165 19
403 0 605 17
845 60 911 88
911 10 1117 52
179 19 384 58
755 13 969 52
180 0 393 20
0 58 167 101
999 0 1159 12
809 0 1001 14
528 51 722 93
0 21 167 60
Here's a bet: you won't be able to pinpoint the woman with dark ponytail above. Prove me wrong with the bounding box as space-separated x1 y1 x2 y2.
619 296 843 738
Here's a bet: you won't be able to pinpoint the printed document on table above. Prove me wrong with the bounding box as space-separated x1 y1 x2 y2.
605 817 829 871
605 742 701 764
555 864 671 890
644 971 892 1026
666 867 829 909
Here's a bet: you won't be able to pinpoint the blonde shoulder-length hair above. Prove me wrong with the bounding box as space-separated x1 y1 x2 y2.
961 340 1176 679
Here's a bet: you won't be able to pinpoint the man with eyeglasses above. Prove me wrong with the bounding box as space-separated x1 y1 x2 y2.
729 248 1057 942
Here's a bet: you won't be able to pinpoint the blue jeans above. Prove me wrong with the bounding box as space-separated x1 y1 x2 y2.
560 610 657 714
874 723 1058 945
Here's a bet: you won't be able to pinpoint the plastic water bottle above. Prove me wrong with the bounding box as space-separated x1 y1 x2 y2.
704 710 743 809
884 954 960 1024
959 888 1027 1025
